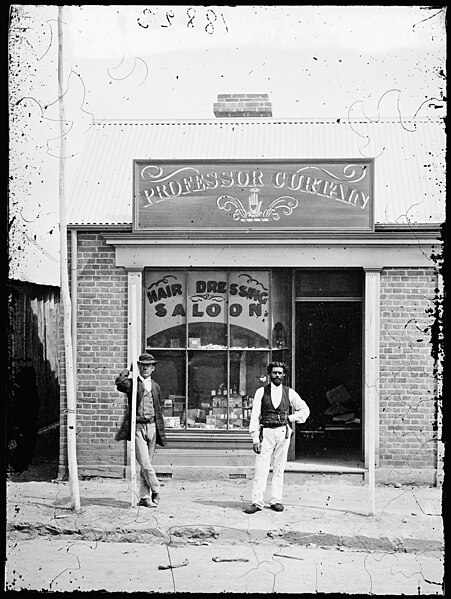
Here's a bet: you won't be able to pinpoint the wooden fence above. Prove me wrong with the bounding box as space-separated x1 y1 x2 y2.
8 280 60 462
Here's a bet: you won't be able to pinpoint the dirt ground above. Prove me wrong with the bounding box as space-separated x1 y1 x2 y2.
5 455 444 594
6 536 444 594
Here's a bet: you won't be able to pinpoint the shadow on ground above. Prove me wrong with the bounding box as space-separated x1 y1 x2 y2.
195 499 248 511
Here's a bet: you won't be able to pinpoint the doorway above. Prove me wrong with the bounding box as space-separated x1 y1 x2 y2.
293 300 363 466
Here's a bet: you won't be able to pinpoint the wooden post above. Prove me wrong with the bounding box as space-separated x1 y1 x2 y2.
368 401 376 515
364 269 381 517
58 7 80 511
129 284 138 507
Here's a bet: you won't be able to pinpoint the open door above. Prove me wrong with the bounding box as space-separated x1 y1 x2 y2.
293 295 363 467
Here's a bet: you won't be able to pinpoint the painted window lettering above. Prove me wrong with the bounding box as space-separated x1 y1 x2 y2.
147 279 269 318
147 283 183 304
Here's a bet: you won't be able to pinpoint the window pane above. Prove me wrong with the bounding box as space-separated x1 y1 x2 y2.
145 271 186 348
229 351 270 429
271 349 292 376
187 271 227 348
295 270 362 297
150 350 186 429
229 271 270 348
187 351 227 429
271 269 291 349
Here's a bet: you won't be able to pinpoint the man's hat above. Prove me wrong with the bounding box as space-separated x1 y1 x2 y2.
137 353 157 364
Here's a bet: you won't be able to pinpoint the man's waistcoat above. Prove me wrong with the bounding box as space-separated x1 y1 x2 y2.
260 384 291 427
115 377 167 446
137 386 155 422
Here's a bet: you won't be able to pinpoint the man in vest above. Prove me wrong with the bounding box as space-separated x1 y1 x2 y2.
244 361 310 514
115 353 167 507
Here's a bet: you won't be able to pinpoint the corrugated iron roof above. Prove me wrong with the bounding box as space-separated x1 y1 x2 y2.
67 118 445 226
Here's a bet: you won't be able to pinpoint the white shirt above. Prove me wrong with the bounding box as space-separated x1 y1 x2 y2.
249 383 310 444
139 374 153 393
128 372 153 392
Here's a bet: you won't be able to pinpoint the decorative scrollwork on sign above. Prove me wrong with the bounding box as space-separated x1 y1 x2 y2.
295 163 366 183
238 274 268 291
147 275 177 290
263 196 298 220
191 294 224 303
217 189 298 222
140 165 200 182
216 195 248 221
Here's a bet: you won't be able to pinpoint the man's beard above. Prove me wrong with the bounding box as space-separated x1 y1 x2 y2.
272 377 283 386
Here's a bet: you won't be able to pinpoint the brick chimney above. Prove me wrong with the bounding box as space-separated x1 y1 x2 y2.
213 94 272 118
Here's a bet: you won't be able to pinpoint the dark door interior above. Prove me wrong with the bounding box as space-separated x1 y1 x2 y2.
294 301 362 464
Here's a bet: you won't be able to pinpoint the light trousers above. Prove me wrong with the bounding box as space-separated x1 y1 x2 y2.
251 426 292 508
135 422 160 499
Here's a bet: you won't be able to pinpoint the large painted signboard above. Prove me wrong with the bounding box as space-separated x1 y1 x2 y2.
133 159 374 232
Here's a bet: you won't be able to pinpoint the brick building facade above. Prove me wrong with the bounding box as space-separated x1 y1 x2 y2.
59 101 444 485
378 269 440 478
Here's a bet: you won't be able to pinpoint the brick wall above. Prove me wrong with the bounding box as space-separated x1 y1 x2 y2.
379 268 439 474
59 240 441 480
59 232 128 478
213 93 272 117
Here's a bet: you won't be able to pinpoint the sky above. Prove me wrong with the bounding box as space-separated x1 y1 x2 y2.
8 5 446 286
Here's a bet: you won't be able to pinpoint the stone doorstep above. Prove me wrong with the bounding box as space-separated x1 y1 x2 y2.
74 466 367 484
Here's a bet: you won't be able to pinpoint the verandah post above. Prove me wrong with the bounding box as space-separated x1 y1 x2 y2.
129 283 138 507
58 6 80 511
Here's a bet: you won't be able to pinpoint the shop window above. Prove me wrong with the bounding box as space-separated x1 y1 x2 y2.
144 269 291 432
272 269 291 347
229 271 270 349
187 351 228 429
145 271 186 348
149 350 186 428
187 271 228 348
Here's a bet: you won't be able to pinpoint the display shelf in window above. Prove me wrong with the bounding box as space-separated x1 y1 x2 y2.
228 392 244 429
227 393 254 429
161 393 185 428
230 337 248 349
188 344 228 350
188 337 201 348
146 347 187 351
163 416 182 429
195 388 227 430
187 350 228 429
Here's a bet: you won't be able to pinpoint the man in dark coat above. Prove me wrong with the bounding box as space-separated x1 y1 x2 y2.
115 353 167 507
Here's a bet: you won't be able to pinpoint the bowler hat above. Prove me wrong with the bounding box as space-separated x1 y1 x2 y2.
137 353 157 364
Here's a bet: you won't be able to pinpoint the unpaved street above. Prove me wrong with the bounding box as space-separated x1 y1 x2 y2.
6 477 444 594
6 537 443 594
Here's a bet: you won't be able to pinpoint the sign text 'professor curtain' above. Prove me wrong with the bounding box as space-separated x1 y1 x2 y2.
133 160 374 231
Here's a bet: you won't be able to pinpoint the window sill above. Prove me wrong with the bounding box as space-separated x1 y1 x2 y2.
166 430 250 441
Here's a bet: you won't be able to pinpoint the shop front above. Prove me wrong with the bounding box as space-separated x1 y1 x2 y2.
121 158 373 473
63 117 443 484
142 266 363 469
